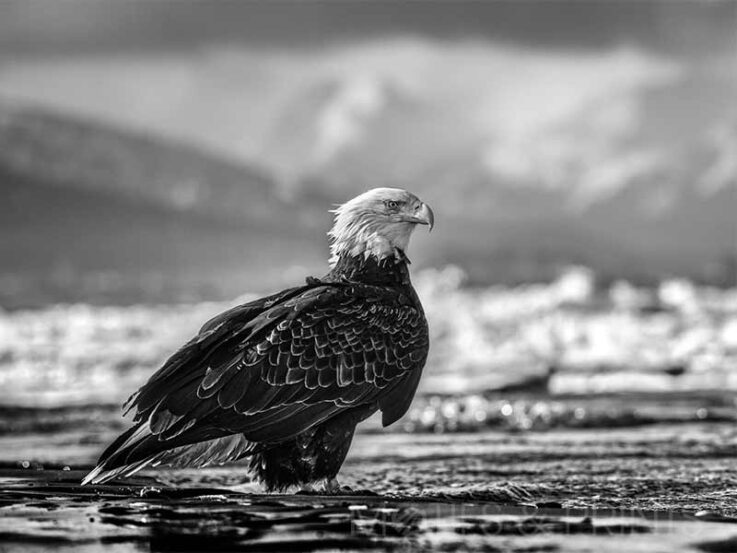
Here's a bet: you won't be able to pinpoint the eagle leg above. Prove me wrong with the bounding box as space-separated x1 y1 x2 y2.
323 477 342 494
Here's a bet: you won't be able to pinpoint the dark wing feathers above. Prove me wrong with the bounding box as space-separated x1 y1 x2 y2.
86 282 428 482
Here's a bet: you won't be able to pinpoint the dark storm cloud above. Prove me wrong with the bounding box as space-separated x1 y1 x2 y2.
1 0 735 55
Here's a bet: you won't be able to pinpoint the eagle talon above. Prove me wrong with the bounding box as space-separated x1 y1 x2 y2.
296 484 317 495
324 478 354 494
323 479 365 495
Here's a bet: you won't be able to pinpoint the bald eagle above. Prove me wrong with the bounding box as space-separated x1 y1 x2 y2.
82 188 433 492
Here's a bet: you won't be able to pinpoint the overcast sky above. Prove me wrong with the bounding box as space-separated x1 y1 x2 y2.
0 0 734 211
1 0 735 56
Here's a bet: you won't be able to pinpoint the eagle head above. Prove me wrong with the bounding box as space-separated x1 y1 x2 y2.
328 187 434 266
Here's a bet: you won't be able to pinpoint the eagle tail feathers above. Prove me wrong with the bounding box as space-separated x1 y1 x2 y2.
81 424 257 485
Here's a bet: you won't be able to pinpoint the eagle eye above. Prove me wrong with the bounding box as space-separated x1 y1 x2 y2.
385 200 401 210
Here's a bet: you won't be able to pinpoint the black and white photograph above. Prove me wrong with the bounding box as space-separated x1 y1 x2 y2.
0 0 736 551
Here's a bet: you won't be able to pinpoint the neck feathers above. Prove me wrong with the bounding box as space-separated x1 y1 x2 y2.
326 251 411 287
328 207 413 268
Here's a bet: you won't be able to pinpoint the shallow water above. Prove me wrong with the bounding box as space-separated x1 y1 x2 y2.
3 422 737 551
0 474 663 553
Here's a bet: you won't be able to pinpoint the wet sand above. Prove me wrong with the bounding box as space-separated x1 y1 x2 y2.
3 419 737 552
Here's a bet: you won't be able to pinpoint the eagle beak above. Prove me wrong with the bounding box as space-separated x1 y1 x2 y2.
414 202 434 231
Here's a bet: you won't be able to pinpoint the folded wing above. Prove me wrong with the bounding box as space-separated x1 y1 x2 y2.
83 282 428 484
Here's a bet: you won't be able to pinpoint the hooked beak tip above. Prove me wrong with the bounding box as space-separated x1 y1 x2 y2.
420 202 434 232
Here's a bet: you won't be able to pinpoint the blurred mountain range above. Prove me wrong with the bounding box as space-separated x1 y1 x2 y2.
0 98 733 309
0 38 734 306
0 105 329 307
